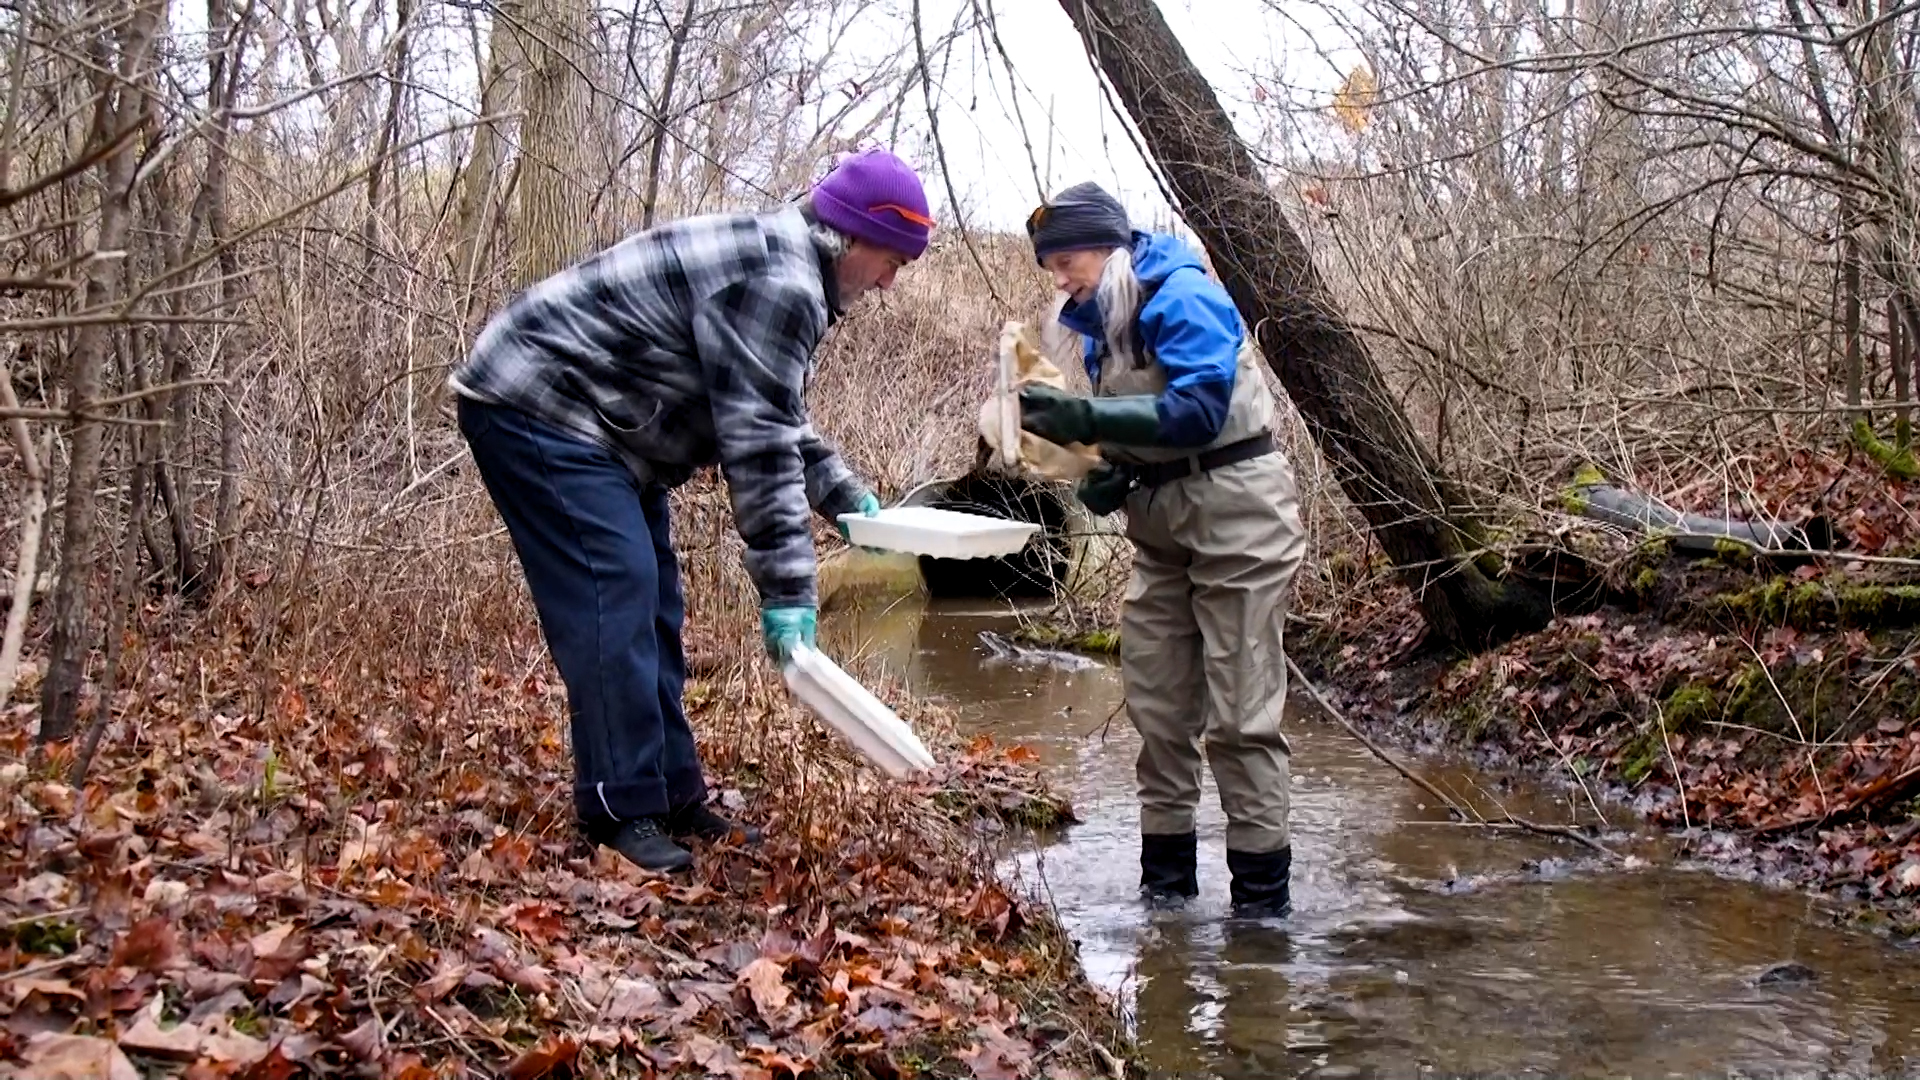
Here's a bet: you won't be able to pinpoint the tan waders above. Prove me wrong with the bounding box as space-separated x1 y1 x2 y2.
1103 343 1307 915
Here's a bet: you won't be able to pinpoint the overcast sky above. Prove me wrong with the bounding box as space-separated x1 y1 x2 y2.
905 0 1361 232
186 0 1365 236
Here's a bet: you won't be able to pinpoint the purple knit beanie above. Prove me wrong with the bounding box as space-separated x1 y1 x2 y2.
810 149 933 259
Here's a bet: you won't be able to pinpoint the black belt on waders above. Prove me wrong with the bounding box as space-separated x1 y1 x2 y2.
1128 430 1276 489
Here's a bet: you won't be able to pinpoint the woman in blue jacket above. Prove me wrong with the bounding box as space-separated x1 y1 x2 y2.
1020 182 1307 917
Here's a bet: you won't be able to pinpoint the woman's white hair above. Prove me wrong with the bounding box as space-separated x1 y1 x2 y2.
1094 246 1145 370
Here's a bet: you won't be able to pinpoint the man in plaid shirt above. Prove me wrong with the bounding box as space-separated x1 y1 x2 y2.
450 149 933 872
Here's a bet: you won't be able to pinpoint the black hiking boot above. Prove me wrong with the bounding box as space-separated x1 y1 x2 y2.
1140 831 1199 907
665 800 763 847
581 815 694 873
1227 845 1292 918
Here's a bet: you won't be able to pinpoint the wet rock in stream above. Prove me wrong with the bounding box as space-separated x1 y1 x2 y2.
1326 915 1495 961
1755 961 1819 987
1427 855 1609 895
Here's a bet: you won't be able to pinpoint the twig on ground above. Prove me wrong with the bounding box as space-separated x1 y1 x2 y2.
1287 656 1624 861
1528 705 1607 824
1656 699 1692 830
1 954 80 982
1752 759 1920 835
3 906 84 929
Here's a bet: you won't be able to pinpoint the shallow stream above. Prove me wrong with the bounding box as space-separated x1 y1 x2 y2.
823 596 1920 1079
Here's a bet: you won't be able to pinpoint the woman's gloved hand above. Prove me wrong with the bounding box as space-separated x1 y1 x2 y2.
836 492 882 541
761 606 818 663
1076 461 1134 516
1019 385 1162 446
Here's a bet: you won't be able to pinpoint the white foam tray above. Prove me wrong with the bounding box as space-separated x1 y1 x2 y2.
782 644 936 779
836 506 1041 560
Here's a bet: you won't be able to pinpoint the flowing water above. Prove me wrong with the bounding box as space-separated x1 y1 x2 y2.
823 595 1920 1080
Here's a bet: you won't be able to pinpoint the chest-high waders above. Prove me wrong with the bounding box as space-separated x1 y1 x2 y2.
1097 334 1307 916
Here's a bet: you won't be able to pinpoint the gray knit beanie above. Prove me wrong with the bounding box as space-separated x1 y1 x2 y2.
1026 182 1132 264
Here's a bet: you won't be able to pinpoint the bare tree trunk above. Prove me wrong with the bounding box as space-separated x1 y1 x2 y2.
0 11 29 191
696 7 777 209
453 1 521 318
141 178 206 593
641 0 697 229
1894 293 1914 448
1846 236 1864 419
340 0 411 424
0 347 50 707
205 0 248 589
514 0 594 285
363 0 412 263
40 0 161 743
72 430 148 785
1057 0 1550 650
117 180 197 601
580 33 623 248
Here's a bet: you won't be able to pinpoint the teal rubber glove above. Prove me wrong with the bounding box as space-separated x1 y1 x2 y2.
1076 461 1134 516
761 606 817 663
1019 385 1163 446
836 492 882 541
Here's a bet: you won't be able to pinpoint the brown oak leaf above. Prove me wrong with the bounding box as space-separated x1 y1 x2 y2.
737 957 790 1022
20 1033 141 1080
110 916 181 973
504 1035 579 1080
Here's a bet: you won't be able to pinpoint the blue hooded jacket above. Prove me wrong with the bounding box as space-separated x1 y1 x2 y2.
1055 230 1242 448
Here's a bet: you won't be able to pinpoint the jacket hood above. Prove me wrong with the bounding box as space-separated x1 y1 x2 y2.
1057 230 1207 340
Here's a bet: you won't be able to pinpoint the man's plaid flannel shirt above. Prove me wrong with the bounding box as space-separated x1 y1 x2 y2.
449 206 869 608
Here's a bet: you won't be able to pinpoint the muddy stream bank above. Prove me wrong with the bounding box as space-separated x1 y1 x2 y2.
822 596 1920 1079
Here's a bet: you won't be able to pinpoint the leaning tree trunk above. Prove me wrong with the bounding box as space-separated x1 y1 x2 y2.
1058 0 1551 649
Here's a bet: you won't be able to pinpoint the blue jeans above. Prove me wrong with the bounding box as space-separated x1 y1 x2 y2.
458 397 705 823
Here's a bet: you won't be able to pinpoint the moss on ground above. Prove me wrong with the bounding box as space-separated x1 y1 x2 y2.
1622 684 1718 783
1665 684 1717 727
1710 578 1920 629
1011 620 1120 655
1853 418 1920 480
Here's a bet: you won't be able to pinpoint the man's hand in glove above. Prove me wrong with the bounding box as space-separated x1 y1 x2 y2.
761 606 817 664
835 492 882 542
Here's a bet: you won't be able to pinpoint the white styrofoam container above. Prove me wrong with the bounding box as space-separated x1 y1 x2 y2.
837 506 1041 560
782 644 937 779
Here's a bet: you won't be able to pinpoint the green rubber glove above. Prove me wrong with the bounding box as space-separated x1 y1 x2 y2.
1019 385 1163 446
761 606 817 663
836 492 882 541
1076 461 1134 516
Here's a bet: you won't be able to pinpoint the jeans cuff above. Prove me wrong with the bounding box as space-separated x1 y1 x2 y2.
667 776 708 813
574 778 669 821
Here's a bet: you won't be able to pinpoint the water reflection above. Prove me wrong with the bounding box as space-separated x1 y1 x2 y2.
820 592 1920 1079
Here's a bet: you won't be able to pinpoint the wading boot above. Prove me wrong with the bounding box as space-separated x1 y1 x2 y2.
1227 845 1292 918
1140 832 1199 908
